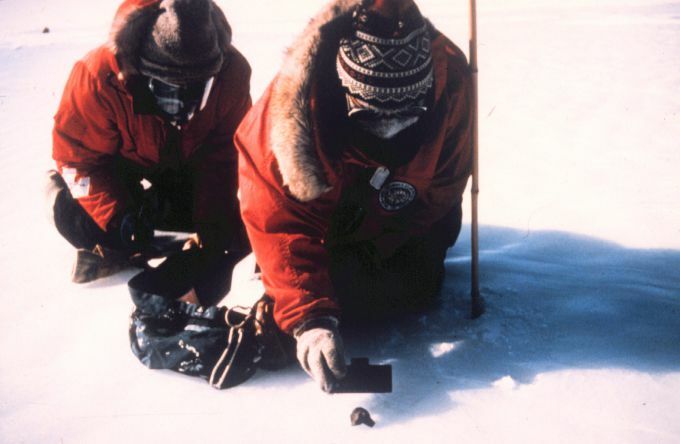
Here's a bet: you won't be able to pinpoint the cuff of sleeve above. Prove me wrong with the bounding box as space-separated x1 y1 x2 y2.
292 315 340 339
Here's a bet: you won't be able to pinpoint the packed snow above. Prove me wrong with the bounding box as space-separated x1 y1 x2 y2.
1 0 679 442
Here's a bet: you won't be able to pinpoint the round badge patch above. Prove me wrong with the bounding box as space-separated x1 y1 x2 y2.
379 181 417 211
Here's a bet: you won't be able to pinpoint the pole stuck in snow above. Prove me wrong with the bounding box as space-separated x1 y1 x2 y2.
469 0 484 319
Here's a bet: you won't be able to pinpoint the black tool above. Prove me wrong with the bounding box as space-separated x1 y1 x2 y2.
332 358 392 394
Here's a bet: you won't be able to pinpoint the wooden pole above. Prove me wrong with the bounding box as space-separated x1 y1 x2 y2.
469 0 484 318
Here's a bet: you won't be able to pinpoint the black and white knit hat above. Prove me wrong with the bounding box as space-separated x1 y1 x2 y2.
336 0 433 109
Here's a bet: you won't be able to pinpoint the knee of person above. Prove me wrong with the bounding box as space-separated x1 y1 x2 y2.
334 262 445 323
431 205 463 248
45 170 68 223
45 170 114 251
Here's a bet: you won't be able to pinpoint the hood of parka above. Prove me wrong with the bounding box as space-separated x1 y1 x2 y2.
267 0 445 203
108 0 232 83
268 0 362 203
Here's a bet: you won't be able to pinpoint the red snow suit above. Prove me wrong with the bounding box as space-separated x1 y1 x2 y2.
52 0 251 243
235 10 472 333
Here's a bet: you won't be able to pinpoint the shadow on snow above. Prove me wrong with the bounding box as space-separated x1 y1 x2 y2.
339 225 680 426
76 224 680 425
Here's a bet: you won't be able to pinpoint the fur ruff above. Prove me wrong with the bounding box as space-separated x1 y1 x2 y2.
108 0 231 78
269 0 362 202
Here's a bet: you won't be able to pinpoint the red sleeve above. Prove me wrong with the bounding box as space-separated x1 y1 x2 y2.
52 60 130 231
235 90 340 334
190 51 252 249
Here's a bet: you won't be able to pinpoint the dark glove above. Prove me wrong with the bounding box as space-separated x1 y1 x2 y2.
118 206 154 250
294 316 347 393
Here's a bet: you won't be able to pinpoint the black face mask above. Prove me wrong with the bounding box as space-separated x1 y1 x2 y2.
147 77 212 123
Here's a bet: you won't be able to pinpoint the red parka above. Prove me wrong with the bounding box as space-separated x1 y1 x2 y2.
235 1 472 334
52 0 251 239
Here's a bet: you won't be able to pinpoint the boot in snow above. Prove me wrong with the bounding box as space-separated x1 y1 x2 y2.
71 245 132 283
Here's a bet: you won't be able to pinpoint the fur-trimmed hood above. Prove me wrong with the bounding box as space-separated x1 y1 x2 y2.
269 0 363 202
107 0 232 79
268 0 444 202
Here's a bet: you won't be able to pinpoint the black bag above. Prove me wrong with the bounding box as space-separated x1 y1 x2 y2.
128 251 293 389
129 287 260 389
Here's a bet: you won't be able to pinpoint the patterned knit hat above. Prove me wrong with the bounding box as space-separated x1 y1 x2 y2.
336 0 433 110
138 0 229 85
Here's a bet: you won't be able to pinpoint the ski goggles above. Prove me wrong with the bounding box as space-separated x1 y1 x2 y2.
147 76 214 123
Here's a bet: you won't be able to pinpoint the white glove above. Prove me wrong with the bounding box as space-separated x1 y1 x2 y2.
294 317 347 393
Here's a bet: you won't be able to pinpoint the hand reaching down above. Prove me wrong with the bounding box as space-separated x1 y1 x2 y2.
294 317 347 393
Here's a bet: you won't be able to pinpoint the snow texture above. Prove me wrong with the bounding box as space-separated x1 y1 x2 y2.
1 0 679 442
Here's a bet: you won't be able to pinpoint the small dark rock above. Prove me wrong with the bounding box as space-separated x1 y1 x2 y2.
42 27 50 34
350 407 375 427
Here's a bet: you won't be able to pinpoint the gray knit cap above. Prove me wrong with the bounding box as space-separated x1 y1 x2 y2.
111 0 232 85
138 0 227 84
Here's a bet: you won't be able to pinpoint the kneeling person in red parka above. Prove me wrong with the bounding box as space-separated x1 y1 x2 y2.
47 0 251 290
235 0 472 392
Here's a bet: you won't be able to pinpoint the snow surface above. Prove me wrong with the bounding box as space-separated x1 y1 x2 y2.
1 0 679 442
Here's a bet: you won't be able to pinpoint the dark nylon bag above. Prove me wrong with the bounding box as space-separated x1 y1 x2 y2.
127 250 293 389
129 287 260 389
127 250 260 389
